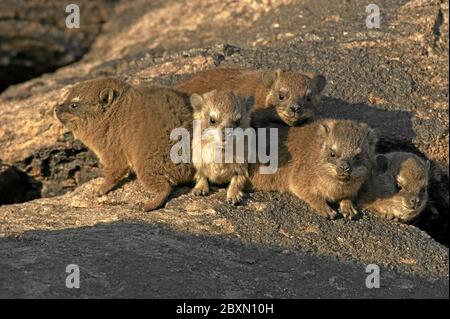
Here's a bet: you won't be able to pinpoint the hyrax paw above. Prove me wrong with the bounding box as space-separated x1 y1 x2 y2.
318 207 338 220
339 202 358 220
143 200 162 212
192 186 209 196
380 212 396 221
226 190 243 206
97 183 113 196
326 209 338 220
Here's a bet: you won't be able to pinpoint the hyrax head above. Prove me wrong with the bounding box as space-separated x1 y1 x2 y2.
191 90 254 144
262 69 326 126
55 78 128 131
317 120 377 185
375 153 430 222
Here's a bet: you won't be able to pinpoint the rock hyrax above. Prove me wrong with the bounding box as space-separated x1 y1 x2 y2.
190 90 254 205
358 152 430 223
55 77 195 211
176 68 326 127
250 119 377 219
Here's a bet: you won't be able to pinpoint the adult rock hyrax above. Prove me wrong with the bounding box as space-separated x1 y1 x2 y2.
358 152 430 223
250 119 377 219
190 89 254 205
176 68 326 127
55 77 195 211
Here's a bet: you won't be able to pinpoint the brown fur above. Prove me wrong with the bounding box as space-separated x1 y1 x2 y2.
191 90 254 205
176 68 326 127
358 152 430 223
250 119 377 219
55 77 195 211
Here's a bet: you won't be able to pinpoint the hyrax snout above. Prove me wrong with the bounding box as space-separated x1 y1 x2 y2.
190 89 254 205
358 152 430 223
260 69 326 126
55 77 195 211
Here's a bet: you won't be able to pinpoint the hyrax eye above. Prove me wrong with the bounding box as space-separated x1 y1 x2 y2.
209 117 217 125
329 150 336 158
395 180 403 190
278 93 285 101
69 103 80 110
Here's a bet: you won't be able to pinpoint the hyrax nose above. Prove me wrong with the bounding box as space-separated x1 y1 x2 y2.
409 196 420 209
290 105 301 113
339 162 351 173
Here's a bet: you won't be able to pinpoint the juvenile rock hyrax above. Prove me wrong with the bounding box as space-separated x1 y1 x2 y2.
250 119 377 219
190 90 254 205
358 152 430 223
55 78 195 211
176 68 326 127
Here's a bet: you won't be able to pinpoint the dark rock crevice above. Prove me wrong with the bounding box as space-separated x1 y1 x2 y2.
0 0 116 93
0 162 41 206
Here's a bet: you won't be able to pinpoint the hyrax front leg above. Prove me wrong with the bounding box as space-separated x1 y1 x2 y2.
307 197 338 220
339 199 358 220
193 173 210 196
368 201 396 221
98 165 130 196
291 186 337 220
227 174 247 205
137 172 173 212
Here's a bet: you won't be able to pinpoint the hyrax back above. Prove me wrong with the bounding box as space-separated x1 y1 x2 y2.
250 119 377 219
55 77 195 211
358 152 430 223
190 89 254 205
176 67 326 127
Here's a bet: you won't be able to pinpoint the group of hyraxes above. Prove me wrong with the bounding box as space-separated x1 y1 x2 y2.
55 67 430 223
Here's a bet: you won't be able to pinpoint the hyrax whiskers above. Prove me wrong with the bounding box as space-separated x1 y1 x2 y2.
55 77 195 211
176 68 326 127
190 90 254 205
250 119 377 219
358 152 430 223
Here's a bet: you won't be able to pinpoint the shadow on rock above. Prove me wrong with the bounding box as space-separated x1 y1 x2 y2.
0 222 448 299
318 96 417 151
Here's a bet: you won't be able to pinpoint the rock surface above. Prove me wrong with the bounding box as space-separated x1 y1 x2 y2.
0 223 448 298
1 178 448 277
0 0 448 298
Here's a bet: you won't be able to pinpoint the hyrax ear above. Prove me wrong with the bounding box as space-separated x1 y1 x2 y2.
262 69 280 88
99 88 116 109
365 126 378 148
244 96 255 113
190 93 204 112
425 159 431 173
375 154 390 173
318 121 332 138
305 72 327 94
